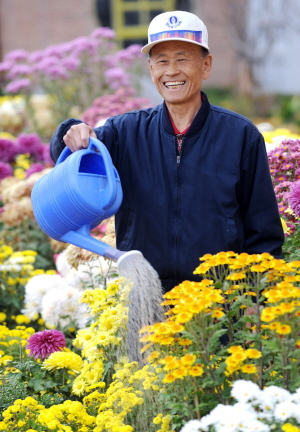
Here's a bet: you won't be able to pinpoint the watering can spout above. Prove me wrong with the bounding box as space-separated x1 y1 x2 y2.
61 229 125 262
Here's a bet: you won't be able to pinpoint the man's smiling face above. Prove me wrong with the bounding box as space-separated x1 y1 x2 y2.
148 40 212 108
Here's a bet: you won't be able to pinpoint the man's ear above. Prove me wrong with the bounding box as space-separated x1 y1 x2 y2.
148 57 155 83
202 54 213 80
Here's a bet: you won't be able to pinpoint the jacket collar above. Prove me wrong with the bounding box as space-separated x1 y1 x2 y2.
162 91 210 136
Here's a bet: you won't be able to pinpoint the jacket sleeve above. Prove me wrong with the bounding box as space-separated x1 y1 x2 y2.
50 118 118 164
50 118 85 163
239 133 284 259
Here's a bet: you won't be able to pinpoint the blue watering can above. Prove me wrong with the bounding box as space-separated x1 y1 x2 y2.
31 137 128 262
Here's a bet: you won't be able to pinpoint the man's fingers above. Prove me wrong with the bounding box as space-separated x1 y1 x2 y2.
63 124 96 152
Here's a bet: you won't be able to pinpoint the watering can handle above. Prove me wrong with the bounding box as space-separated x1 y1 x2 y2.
56 137 117 211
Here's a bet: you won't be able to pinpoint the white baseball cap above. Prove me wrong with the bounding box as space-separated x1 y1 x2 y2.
141 10 209 55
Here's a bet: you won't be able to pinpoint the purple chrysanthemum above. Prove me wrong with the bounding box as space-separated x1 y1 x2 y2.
27 329 66 360
0 138 19 163
5 78 31 93
0 161 13 179
7 64 32 80
4 48 29 62
61 56 80 72
0 60 14 72
288 180 300 218
25 163 46 178
44 64 69 80
104 67 130 89
17 133 43 156
28 50 44 63
90 27 115 40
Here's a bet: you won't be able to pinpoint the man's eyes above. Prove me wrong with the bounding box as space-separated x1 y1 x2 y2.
156 58 186 64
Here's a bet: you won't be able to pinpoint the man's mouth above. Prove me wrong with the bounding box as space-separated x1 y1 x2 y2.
164 81 186 89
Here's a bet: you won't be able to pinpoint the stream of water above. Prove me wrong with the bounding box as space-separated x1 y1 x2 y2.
117 252 166 364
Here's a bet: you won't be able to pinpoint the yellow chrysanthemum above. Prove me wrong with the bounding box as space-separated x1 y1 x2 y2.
43 351 83 373
162 373 176 383
226 272 246 280
246 349 262 359
261 309 276 322
181 354 197 366
211 309 225 319
241 364 257 374
188 365 204 377
231 351 247 363
282 423 300 432
227 345 244 354
275 324 292 335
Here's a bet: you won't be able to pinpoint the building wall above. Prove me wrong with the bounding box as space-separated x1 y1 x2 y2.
192 0 236 89
0 0 98 58
1 0 298 94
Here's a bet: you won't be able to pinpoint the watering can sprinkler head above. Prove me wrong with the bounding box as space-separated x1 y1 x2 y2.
116 250 143 267
100 246 142 263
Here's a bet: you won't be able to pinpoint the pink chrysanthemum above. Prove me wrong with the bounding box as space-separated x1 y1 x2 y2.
27 329 66 360
288 180 300 218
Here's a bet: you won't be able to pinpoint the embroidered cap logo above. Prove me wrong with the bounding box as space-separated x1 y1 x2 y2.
166 16 182 29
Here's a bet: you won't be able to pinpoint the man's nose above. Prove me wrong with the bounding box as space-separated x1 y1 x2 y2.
165 62 180 75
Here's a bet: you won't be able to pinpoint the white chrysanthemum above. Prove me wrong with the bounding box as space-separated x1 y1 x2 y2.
195 415 215 432
219 405 256 431
55 250 72 277
290 388 300 405
231 380 261 403
73 302 91 329
180 419 202 432
22 274 67 319
274 401 296 422
0 264 22 271
239 419 270 432
41 286 89 329
259 386 291 410
64 268 86 289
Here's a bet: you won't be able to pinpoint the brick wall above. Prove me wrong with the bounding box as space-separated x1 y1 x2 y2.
0 0 99 58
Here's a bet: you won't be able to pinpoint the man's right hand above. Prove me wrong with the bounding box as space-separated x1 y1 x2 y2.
63 123 97 152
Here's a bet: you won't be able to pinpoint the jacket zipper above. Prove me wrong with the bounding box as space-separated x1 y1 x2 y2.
175 134 184 285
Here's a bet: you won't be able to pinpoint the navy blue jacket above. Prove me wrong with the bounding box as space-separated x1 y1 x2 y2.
50 92 284 292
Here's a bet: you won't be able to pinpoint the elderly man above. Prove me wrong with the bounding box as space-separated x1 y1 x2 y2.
50 11 284 292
